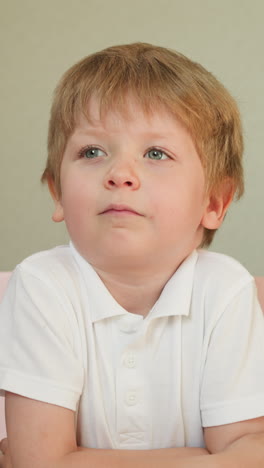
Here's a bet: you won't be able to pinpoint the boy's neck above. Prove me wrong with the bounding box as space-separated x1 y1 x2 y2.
92 258 186 317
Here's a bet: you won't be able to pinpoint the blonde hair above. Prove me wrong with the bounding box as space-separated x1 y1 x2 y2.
42 42 244 246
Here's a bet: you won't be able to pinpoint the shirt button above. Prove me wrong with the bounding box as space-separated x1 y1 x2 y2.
125 391 138 406
124 353 136 368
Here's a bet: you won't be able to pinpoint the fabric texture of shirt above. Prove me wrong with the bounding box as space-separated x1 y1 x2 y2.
0 243 263 449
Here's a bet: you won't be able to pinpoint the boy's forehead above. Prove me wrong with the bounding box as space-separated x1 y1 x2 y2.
77 93 177 128
73 107 185 141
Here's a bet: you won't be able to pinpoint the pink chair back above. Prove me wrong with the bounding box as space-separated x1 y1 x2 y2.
0 272 263 440
0 272 11 302
255 277 264 312
0 272 11 438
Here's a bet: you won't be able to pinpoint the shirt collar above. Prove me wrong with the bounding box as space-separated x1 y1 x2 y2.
70 242 198 323
146 249 198 320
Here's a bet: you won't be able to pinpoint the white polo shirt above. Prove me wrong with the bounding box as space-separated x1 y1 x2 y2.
0 244 264 449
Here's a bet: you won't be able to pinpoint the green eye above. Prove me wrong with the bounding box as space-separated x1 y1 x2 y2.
145 149 168 160
83 147 105 158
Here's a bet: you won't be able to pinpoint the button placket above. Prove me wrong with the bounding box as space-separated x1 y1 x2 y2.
116 347 149 447
116 370 147 447
115 317 152 449
122 351 139 407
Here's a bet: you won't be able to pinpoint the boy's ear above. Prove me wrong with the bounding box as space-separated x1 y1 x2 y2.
47 176 64 223
201 179 234 230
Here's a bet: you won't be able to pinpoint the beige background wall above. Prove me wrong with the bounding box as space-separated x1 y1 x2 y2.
0 0 263 274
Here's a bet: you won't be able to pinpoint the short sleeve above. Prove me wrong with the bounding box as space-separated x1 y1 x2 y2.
200 280 264 427
0 266 84 411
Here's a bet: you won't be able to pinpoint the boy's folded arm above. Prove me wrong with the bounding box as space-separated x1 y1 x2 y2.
203 417 264 467
5 392 78 468
6 392 264 468
71 423 264 468
203 416 264 453
5 392 209 468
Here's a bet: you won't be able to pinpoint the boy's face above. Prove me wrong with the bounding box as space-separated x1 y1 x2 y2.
50 96 222 274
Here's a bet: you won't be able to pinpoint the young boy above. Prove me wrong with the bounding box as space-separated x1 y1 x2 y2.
0 43 264 468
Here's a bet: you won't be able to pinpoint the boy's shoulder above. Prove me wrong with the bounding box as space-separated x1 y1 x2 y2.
195 249 254 301
18 244 73 271
15 244 78 288
196 249 251 274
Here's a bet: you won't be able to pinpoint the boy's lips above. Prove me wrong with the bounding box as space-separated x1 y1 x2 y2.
100 204 143 216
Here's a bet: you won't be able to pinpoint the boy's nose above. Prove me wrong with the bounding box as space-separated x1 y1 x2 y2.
103 160 141 190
